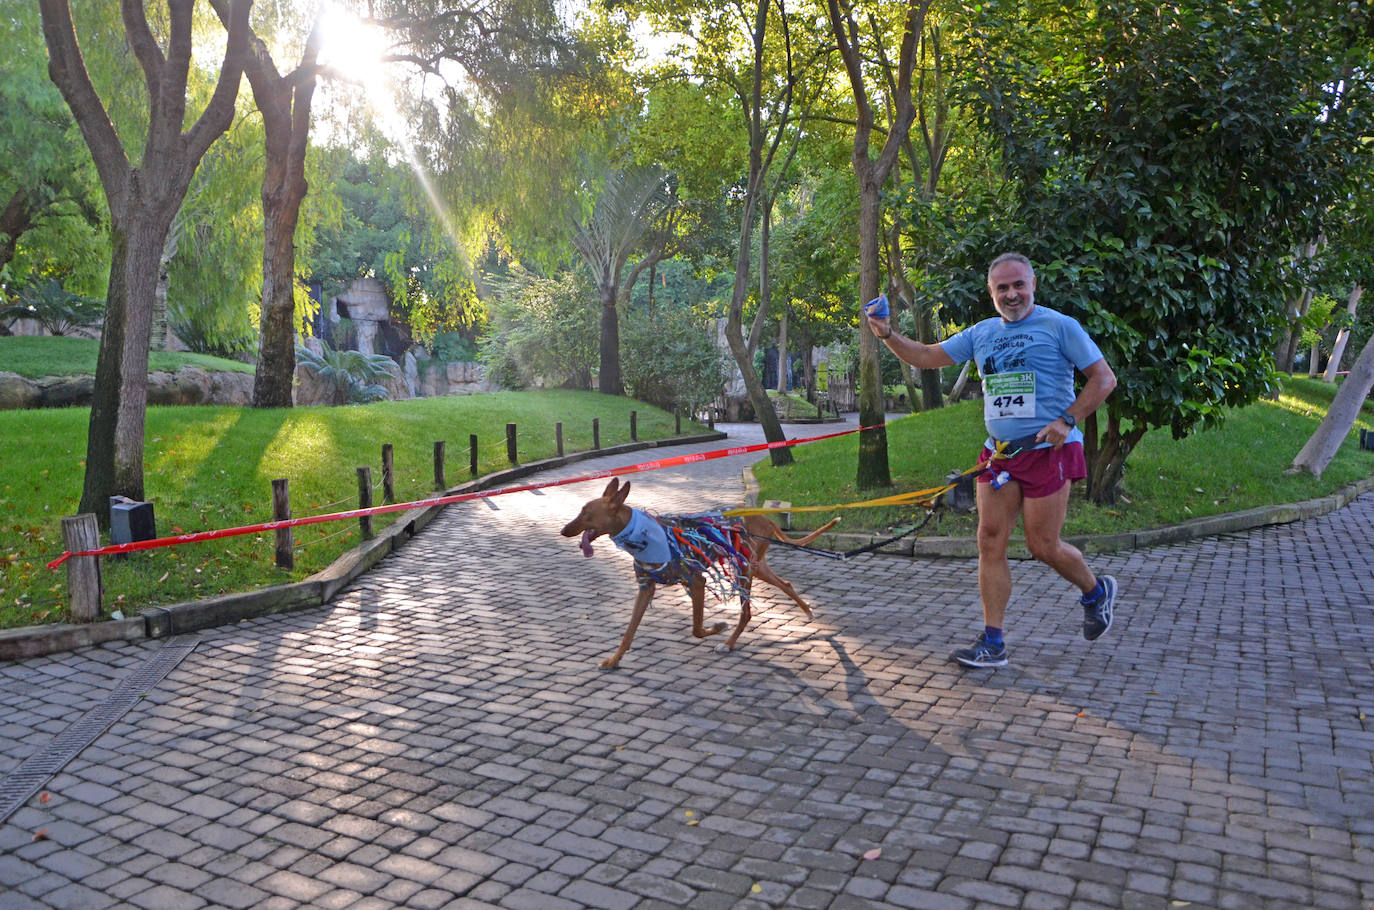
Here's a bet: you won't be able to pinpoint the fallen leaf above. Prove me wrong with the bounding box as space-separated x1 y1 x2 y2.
39 793 50 804
1077 712 1086 717
862 847 882 861
686 820 699 826
751 884 763 894
32 830 47 841
1170 902 1192 907
684 810 694 818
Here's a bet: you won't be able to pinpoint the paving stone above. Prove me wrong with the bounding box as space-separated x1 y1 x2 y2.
2 430 1372 910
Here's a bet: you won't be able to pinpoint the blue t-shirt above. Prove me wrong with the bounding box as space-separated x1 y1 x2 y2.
939 305 1104 449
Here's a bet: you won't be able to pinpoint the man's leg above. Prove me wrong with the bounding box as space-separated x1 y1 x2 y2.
1021 481 1095 592
975 478 1023 629
1023 481 1117 641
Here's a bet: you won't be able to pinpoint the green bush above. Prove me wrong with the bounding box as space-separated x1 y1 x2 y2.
620 305 728 414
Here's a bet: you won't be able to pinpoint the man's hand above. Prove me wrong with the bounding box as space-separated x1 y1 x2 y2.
864 295 892 339
1036 417 1072 449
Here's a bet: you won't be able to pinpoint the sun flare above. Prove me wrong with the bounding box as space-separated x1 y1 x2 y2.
318 8 390 96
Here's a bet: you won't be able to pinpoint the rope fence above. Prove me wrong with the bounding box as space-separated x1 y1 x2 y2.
48 423 877 571
35 418 948 626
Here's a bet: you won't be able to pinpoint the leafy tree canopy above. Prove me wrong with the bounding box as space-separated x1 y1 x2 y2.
0 2 106 295
941 0 1374 498
306 143 480 347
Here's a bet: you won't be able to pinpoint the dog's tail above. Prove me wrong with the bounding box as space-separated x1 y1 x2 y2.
768 517 839 547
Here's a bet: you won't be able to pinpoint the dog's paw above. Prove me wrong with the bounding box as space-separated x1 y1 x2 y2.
713 642 736 654
693 622 728 639
599 658 621 670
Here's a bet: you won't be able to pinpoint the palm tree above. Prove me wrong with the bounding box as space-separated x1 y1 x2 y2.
0 278 104 336
571 165 676 396
295 340 395 405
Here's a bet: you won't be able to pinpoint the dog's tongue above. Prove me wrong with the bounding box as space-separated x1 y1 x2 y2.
579 529 596 558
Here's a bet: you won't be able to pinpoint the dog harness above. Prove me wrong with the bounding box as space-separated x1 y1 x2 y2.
611 509 753 597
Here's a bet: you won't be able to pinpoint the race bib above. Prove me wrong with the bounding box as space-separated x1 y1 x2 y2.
984 371 1037 421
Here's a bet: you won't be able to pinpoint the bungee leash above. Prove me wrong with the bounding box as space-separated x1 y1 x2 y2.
731 434 1042 560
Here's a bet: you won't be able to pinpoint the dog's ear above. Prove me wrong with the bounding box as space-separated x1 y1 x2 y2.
601 478 620 499
611 480 631 506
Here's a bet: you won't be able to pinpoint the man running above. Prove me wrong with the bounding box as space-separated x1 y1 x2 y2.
864 253 1118 667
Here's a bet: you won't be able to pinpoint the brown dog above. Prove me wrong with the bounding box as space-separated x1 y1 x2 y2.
561 478 838 668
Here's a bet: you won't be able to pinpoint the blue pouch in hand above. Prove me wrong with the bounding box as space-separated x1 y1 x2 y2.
864 294 889 319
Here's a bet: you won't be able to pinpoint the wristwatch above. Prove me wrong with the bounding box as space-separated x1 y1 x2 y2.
1059 413 1077 428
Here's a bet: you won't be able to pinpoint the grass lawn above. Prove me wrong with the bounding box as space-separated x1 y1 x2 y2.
0 391 701 628
0 335 253 378
754 376 1374 539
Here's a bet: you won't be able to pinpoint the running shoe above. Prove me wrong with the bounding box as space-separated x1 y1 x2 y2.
1082 574 1117 641
951 632 1008 668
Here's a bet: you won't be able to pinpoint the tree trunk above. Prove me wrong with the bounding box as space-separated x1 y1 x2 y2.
884 167 941 413
598 279 623 396
776 306 788 394
255 180 303 406
854 169 890 487
724 183 791 465
1291 326 1374 477
42 0 251 526
917 305 943 409
825 0 925 488
0 189 35 274
1322 283 1362 382
1085 409 1146 503
947 361 972 402
1276 284 1315 373
81 211 169 517
234 14 321 408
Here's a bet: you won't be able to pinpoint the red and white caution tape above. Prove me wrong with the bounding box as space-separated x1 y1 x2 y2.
47 424 878 569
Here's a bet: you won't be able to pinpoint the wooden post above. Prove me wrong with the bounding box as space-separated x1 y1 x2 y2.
675 409 681 435
630 410 637 442
506 423 518 465
357 467 374 539
593 418 600 450
556 422 564 457
433 441 446 490
469 434 478 476
381 444 395 504
272 479 293 570
61 514 101 623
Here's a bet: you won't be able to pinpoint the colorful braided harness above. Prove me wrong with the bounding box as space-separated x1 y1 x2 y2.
619 511 754 600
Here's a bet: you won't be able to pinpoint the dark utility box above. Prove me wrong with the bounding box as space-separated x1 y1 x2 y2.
110 496 157 546
1361 428 1374 452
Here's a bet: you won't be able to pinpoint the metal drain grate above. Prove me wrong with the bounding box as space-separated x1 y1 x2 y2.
0 634 200 824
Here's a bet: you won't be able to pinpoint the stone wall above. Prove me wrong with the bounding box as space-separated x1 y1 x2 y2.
414 358 496 397
2 359 493 410
0 367 253 410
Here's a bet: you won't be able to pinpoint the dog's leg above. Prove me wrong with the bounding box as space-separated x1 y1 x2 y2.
746 538 813 618
689 576 727 639
602 584 655 669
717 577 753 653
751 557 813 618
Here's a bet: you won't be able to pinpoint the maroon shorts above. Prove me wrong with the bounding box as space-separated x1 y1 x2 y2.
977 442 1087 499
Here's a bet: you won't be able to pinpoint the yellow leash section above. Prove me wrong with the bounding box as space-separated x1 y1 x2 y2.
724 442 1011 518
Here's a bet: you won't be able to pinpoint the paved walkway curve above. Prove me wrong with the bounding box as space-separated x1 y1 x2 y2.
2 422 1372 910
